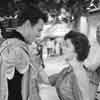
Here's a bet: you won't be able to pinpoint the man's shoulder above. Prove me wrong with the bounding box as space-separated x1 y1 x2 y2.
0 38 29 57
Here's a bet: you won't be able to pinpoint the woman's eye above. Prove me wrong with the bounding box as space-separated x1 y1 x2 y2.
65 43 69 48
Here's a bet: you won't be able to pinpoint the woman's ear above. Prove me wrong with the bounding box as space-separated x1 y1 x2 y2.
72 51 78 60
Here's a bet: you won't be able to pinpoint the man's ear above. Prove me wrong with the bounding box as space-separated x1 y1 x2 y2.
25 20 31 27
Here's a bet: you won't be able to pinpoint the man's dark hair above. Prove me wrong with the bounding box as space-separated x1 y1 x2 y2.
18 5 48 26
64 30 90 61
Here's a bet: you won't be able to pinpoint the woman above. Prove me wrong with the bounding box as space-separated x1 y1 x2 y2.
0 4 49 100
49 31 91 100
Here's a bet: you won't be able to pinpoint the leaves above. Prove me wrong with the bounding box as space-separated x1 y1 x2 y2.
0 0 99 27
0 0 91 19
36 0 92 20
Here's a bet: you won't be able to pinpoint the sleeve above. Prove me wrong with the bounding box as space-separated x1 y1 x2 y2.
84 42 100 71
31 55 49 84
31 55 43 72
71 74 90 100
48 73 59 86
2 46 30 74
48 67 70 86
71 74 83 100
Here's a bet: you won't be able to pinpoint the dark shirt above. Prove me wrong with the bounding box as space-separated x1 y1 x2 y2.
7 68 23 100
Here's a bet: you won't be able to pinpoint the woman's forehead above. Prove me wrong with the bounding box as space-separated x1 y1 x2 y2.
63 39 71 45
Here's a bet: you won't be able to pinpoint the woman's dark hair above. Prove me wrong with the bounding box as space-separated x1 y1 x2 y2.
18 5 48 26
64 30 90 61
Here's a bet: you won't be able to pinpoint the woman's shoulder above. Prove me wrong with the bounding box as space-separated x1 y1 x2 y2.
59 66 73 76
56 66 79 100
56 66 74 85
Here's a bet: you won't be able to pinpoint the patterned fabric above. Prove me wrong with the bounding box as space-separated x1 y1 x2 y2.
84 66 100 100
0 38 42 100
56 67 82 100
49 66 99 100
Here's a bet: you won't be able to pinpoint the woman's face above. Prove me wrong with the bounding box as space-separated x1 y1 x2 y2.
28 19 44 43
62 39 76 61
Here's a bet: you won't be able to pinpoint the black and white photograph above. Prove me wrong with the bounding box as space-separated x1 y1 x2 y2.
0 0 100 100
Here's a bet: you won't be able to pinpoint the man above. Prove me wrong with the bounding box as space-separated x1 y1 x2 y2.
0 4 49 100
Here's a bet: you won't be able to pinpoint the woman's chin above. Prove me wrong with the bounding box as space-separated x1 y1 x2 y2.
65 58 70 62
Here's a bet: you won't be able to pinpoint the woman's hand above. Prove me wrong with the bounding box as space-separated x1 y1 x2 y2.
38 69 50 85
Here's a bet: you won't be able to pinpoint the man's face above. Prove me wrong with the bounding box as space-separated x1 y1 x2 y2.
28 19 44 43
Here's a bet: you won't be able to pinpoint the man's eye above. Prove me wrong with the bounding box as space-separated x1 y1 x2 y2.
39 29 42 32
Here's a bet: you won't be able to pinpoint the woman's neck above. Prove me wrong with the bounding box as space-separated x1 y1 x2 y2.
69 58 83 71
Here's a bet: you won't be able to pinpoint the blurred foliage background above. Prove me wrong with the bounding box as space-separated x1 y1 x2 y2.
0 0 99 28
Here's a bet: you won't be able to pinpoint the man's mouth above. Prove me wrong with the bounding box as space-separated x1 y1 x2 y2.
36 35 41 38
